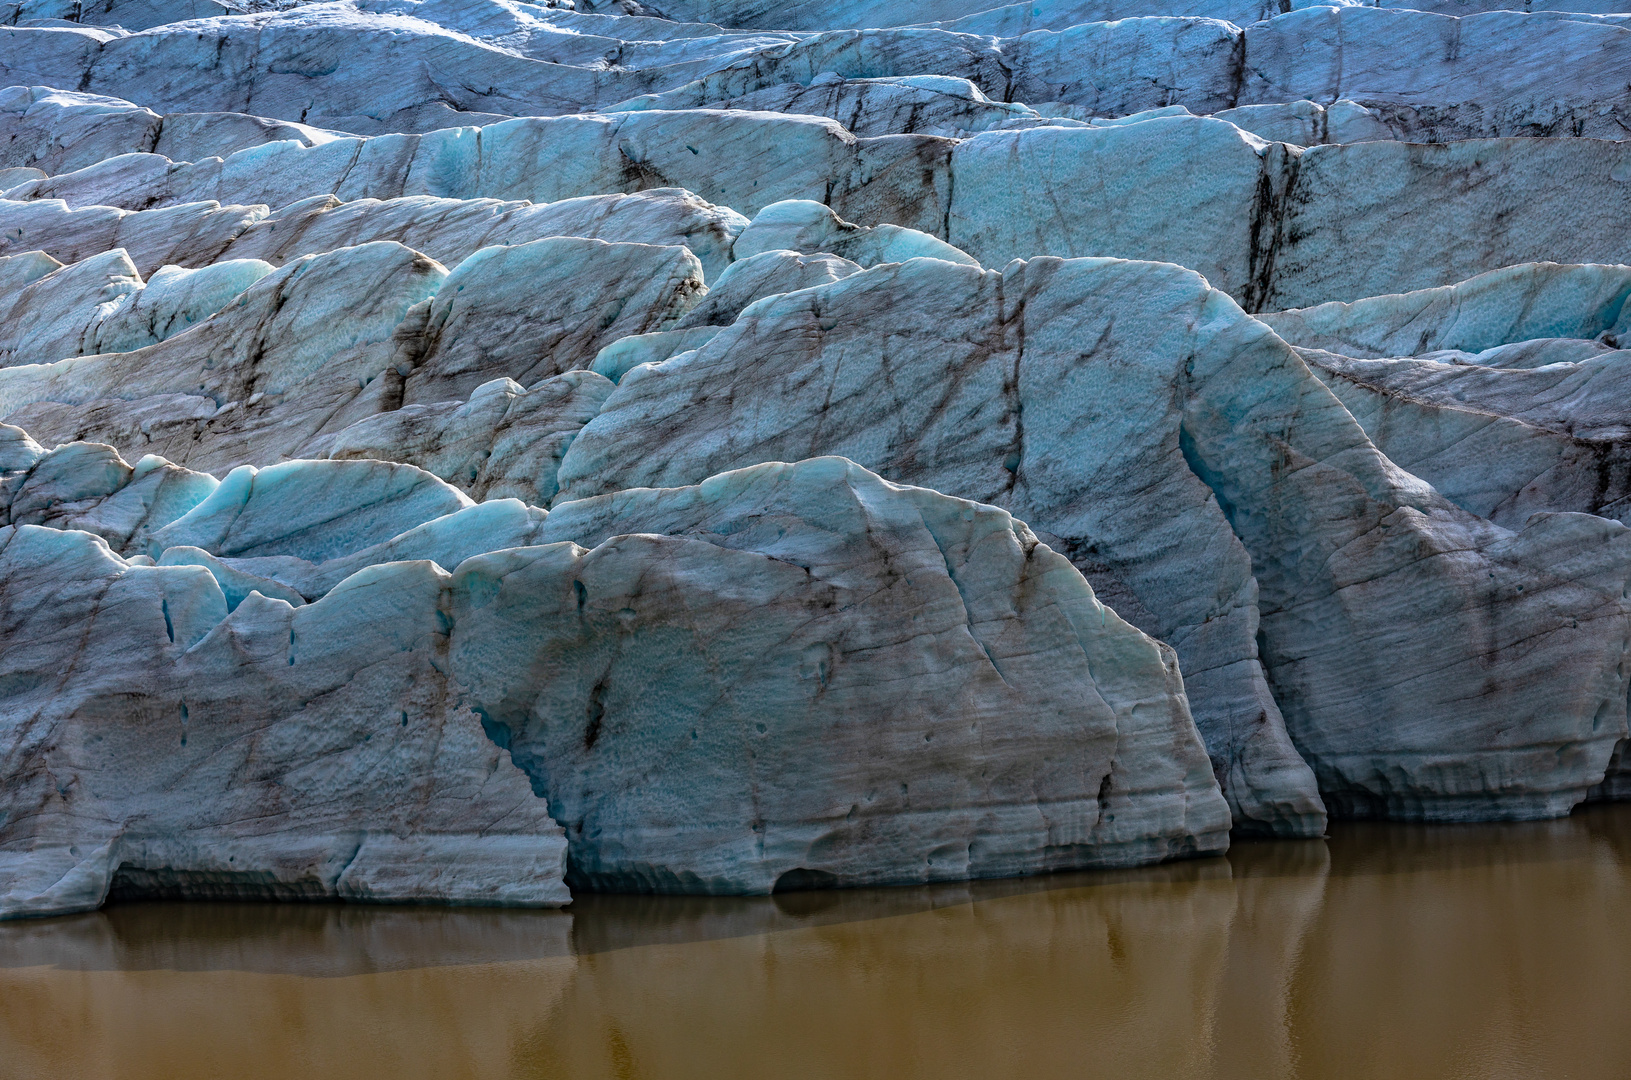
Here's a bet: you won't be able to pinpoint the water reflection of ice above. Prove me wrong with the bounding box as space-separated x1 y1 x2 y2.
1 804 1627 1080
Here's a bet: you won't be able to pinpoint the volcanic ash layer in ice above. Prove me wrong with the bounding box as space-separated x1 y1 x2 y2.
3 0 1631 915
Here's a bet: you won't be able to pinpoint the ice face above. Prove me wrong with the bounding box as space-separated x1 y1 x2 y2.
4 0 1631 916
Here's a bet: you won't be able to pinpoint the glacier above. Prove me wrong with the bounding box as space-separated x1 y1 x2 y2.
2 0 1630 917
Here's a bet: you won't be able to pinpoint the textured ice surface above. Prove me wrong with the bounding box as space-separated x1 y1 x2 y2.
17 109 1631 311
0 455 1231 913
4 0 1631 914
0 523 571 919
556 256 1631 828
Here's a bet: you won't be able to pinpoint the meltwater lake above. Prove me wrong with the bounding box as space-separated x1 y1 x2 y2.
2 804 1627 1080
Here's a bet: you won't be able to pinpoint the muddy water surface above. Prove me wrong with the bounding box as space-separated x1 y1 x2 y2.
2 805 1628 1080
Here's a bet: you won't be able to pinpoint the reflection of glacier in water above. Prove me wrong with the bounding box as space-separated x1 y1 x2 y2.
2 804 1627 1080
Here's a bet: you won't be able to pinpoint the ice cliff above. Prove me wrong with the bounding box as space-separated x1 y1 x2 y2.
2 0 1629 917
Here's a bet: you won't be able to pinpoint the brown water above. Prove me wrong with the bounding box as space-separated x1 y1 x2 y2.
2 805 1628 1080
